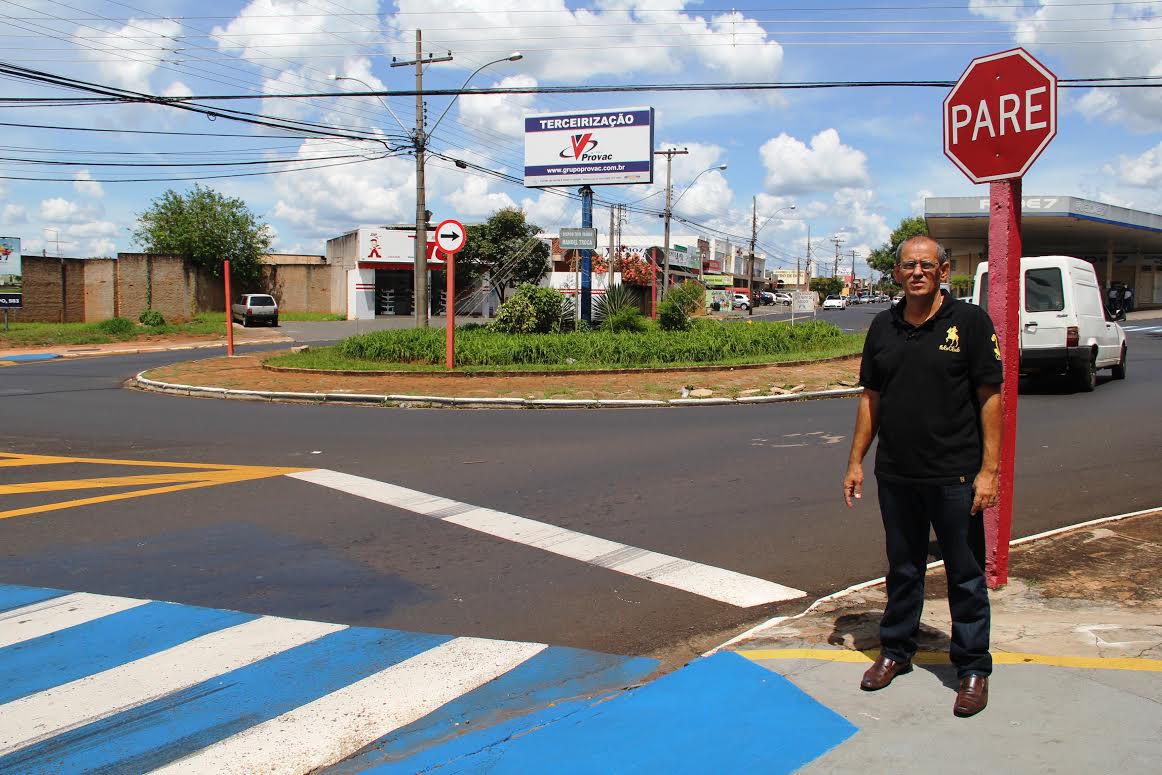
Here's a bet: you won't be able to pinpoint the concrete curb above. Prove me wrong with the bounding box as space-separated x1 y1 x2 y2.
132 372 862 410
703 504 1162 657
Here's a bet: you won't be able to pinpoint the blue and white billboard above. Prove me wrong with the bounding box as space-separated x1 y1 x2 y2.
0 236 21 309
523 107 654 187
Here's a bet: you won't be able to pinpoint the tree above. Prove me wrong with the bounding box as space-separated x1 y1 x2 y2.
456 208 550 303
133 184 272 289
867 215 929 276
810 276 844 297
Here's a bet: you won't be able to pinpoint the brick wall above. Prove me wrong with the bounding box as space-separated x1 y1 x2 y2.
84 260 116 321
8 257 63 322
264 264 331 313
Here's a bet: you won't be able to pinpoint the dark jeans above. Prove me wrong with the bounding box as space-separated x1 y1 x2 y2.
876 478 992 678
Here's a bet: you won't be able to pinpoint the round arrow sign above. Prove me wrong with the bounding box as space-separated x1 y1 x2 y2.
434 219 466 255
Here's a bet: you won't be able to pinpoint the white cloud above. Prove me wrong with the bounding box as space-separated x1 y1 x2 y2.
66 221 119 239
213 0 381 64
969 1 1162 131
86 239 117 258
388 1 783 83
75 18 184 93
1107 140 1162 188
760 129 871 194
2 204 28 224
458 74 538 139
910 189 936 215
446 175 517 217
270 139 416 235
39 198 103 224
73 171 104 199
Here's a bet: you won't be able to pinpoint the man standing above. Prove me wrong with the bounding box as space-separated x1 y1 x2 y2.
843 236 1003 718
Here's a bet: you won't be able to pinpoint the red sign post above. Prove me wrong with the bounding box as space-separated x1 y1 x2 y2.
943 48 1057 587
434 219 467 370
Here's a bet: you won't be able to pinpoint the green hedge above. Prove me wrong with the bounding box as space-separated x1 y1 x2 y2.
338 319 848 368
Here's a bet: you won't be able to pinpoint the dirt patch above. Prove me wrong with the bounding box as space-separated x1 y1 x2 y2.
143 350 863 402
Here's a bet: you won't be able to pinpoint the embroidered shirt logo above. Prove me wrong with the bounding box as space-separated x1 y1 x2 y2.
939 324 961 353
992 333 1002 361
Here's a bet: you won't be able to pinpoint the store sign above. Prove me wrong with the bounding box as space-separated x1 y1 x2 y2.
669 244 699 270
0 237 21 309
524 107 654 187
358 227 439 265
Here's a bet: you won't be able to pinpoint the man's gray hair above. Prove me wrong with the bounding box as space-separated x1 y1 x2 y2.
895 235 950 264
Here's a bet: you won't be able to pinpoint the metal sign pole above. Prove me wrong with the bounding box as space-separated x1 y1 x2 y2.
984 178 1022 588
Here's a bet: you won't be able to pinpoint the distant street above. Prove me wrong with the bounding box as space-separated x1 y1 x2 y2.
1 322 1160 665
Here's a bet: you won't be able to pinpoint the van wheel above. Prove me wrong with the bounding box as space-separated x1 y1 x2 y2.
1075 353 1097 393
241 315 250 328
1111 345 1127 380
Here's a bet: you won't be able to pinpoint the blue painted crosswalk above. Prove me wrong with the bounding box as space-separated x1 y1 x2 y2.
0 583 857 772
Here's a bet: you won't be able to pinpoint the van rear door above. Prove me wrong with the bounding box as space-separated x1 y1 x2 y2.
1021 263 1068 355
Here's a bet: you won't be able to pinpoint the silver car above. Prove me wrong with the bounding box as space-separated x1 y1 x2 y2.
231 294 279 327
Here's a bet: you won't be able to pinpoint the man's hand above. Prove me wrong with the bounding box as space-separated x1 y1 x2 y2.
972 470 999 514
843 462 863 508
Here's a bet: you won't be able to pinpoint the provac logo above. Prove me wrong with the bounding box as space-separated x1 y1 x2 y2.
559 133 611 161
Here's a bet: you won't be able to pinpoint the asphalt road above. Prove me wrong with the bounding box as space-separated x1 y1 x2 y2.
1 319 1159 665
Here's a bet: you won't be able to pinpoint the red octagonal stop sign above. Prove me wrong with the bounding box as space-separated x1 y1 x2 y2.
943 48 1057 183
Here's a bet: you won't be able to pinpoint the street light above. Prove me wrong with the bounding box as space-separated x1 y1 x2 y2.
332 75 408 133
748 202 796 316
659 159 728 297
429 52 523 138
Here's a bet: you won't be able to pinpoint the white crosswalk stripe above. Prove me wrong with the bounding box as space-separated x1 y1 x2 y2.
1122 325 1162 332
152 638 547 775
0 614 344 756
0 585 656 774
0 592 147 649
288 468 806 607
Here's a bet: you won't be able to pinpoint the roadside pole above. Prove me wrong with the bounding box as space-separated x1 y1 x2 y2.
579 185 593 324
434 219 467 371
223 260 234 357
984 179 1022 586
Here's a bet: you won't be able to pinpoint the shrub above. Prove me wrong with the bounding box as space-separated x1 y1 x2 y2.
603 306 647 333
96 317 136 337
593 283 640 324
138 309 166 327
657 299 691 331
664 280 705 315
493 284 571 334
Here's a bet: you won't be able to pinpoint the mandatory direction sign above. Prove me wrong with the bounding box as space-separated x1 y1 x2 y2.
559 227 598 250
434 219 466 255
943 47 1057 183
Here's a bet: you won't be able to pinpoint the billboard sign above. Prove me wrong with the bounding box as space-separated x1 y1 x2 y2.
559 227 598 250
357 227 440 265
524 107 654 187
0 237 21 309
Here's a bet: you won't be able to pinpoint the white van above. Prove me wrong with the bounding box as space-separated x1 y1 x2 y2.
972 256 1126 392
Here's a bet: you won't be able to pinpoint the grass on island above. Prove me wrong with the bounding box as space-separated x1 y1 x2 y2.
266 319 865 373
0 313 227 346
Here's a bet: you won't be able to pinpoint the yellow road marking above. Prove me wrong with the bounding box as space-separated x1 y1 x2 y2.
737 648 1162 673
0 468 299 496
0 452 307 522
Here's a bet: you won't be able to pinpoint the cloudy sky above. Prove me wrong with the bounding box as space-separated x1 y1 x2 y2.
2 0 1160 278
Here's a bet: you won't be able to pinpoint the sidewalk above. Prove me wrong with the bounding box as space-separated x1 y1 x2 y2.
724 508 1162 773
0 326 290 361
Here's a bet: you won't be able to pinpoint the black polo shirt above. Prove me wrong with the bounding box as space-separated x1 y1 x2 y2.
859 291 1003 484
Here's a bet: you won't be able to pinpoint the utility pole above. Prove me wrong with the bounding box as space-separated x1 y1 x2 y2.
749 196 758 316
831 235 844 278
392 30 452 328
850 249 857 293
607 205 616 295
654 147 688 302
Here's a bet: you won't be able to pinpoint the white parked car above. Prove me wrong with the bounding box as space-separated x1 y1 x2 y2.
773 292 793 305
822 294 847 310
732 292 750 310
972 256 1126 392
231 293 279 327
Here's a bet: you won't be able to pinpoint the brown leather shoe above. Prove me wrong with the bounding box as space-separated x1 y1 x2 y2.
954 675 989 717
860 655 913 691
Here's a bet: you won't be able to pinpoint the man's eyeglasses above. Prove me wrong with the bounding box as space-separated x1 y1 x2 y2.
897 260 940 272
